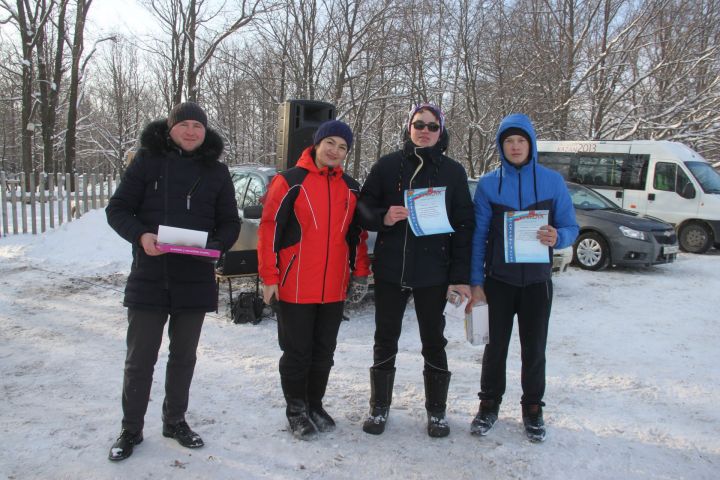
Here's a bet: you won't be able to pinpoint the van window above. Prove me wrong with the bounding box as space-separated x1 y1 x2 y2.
686 161 720 193
576 153 625 187
538 150 647 189
537 152 573 180
654 162 694 198
622 155 649 189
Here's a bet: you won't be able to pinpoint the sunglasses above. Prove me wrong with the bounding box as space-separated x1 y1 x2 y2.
411 121 441 132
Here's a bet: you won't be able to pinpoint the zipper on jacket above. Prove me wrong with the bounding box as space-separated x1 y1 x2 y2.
281 254 296 286
518 169 524 285
321 172 332 302
163 159 170 290
186 177 201 210
400 151 424 286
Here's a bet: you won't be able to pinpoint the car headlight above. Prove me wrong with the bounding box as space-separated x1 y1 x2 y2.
619 225 646 240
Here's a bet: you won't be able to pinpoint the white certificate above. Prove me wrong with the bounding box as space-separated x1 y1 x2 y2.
404 187 454 237
503 210 550 263
157 225 208 248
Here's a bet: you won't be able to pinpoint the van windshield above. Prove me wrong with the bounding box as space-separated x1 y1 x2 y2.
686 162 720 194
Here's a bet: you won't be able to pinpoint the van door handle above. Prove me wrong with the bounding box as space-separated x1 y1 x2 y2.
648 193 655 201
615 191 623 199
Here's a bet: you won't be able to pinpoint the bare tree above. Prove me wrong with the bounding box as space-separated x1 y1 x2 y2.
1 0 57 181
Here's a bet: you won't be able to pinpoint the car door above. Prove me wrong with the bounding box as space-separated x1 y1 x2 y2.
234 173 267 251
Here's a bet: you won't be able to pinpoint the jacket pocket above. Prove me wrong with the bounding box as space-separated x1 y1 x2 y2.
281 254 297 286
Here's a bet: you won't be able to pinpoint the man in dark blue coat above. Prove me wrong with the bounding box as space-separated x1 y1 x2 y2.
469 113 578 442
105 102 240 461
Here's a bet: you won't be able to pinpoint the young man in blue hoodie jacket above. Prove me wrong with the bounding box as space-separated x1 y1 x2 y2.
468 113 578 442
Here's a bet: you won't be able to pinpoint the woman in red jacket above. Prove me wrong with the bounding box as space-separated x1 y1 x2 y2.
258 120 370 440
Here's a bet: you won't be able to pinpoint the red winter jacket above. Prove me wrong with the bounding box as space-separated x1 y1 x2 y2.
258 147 371 304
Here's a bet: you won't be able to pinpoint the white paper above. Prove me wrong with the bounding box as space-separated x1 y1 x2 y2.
465 303 489 345
503 210 550 263
157 225 208 248
404 187 454 236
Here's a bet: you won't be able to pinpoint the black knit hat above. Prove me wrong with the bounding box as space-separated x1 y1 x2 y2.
499 127 530 145
167 102 208 130
313 120 353 150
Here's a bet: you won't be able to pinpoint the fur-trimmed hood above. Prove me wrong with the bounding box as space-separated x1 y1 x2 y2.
139 119 224 164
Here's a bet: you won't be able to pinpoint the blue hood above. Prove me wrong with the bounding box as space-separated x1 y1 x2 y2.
495 113 538 169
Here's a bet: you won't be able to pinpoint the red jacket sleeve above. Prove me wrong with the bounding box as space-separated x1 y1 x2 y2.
257 175 289 286
353 229 371 277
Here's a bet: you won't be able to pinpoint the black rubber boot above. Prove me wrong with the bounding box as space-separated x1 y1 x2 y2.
108 428 143 461
362 367 395 435
282 376 318 440
424 369 451 438
307 369 336 432
470 400 500 436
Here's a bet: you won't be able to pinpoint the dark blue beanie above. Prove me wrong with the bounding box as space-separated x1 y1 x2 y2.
167 102 208 129
313 120 353 150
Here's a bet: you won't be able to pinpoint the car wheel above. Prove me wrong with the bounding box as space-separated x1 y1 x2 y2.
573 232 610 271
678 222 712 254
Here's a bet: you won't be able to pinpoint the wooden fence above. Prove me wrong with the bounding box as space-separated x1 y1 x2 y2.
0 171 120 236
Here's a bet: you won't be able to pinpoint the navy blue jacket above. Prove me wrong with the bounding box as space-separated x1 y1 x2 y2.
470 114 578 287
106 120 240 313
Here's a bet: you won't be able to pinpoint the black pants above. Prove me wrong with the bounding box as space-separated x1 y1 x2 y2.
277 301 345 399
372 280 448 372
480 277 552 406
121 308 205 432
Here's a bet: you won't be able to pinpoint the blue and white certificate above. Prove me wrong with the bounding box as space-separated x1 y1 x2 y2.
404 187 454 237
504 210 550 263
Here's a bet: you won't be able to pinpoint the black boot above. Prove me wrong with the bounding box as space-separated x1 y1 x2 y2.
307 369 336 432
362 367 395 435
470 400 499 436
424 369 451 438
281 376 318 440
286 397 319 440
108 428 143 461
522 404 546 443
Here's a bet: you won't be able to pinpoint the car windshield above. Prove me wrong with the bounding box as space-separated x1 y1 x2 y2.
686 161 720 194
567 183 618 210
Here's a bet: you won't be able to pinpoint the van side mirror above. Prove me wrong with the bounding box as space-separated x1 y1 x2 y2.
243 205 263 219
680 183 696 199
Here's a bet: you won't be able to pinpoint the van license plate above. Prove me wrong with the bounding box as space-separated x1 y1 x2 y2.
663 245 679 255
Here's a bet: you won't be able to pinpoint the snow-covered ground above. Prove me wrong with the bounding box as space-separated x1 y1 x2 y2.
1 210 718 480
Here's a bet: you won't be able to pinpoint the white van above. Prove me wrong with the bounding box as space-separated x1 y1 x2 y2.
536 140 720 253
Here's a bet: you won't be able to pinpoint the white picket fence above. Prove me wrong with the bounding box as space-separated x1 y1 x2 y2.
0 171 121 236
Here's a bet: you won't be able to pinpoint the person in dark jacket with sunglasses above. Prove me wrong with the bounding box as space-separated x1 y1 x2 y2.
357 103 475 437
105 102 240 461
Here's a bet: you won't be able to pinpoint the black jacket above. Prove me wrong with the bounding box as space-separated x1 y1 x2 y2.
358 140 475 288
106 120 240 313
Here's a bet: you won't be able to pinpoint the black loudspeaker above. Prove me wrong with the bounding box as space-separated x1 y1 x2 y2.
276 100 336 170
